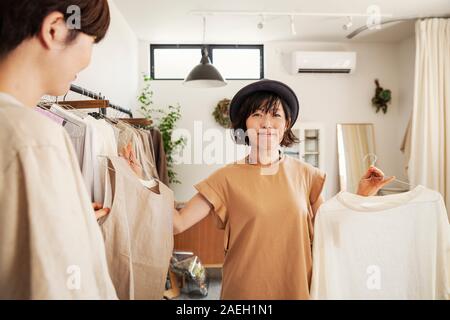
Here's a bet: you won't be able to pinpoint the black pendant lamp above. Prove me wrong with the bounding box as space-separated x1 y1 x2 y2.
183 17 227 88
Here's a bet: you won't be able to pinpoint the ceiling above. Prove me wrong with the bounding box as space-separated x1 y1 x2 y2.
113 0 450 43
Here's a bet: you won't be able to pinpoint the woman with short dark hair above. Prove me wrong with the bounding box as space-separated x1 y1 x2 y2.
0 0 116 299
166 80 395 300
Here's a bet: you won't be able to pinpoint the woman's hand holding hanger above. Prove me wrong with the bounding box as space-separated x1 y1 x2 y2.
356 166 396 196
92 202 110 220
120 142 143 179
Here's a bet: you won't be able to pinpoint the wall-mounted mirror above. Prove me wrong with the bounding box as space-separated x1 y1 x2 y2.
337 123 376 193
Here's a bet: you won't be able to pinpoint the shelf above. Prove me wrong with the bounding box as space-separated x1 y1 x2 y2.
284 151 300 155
289 123 323 170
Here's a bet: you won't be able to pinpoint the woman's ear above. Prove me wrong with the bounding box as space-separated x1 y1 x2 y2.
39 11 70 50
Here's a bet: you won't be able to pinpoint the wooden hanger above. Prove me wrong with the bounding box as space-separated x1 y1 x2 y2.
62 100 109 109
118 118 153 126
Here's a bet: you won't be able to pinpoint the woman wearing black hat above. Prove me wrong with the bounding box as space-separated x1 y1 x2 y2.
124 79 395 300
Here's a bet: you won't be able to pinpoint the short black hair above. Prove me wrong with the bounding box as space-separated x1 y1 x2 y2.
0 0 110 59
231 91 299 147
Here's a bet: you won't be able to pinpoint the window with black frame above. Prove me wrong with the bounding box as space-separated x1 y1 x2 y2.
150 44 264 80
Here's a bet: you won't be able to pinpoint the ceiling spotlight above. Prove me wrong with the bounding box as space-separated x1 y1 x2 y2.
257 15 265 29
343 16 353 30
290 15 296 35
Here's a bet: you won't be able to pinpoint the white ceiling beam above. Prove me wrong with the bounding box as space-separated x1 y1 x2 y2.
189 11 394 18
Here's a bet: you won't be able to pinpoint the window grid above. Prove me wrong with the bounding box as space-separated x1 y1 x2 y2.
150 44 264 80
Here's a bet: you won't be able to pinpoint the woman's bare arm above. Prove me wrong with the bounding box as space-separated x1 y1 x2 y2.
173 193 212 235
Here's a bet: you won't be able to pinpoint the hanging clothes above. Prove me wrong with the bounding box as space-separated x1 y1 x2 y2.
99 156 174 300
310 185 450 300
150 128 169 186
50 104 88 173
115 122 155 181
84 117 117 204
51 105 118 204
144 130 157 168
0 93 117 299
137 129 159 180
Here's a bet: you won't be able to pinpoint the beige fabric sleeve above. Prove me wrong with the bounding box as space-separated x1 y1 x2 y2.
0 144 117 299
194 173 228 230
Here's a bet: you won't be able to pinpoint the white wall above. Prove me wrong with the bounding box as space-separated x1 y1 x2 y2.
62 0 139 114
138 39 416 202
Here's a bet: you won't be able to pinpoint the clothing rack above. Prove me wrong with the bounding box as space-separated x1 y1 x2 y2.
69 84 133 118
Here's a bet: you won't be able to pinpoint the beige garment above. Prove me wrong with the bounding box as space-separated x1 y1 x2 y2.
150 128 169 186
145 130 156 166
115 123 154 181
100 156 174 300
137 129 159 179
194 155 326 300
0 93 117 299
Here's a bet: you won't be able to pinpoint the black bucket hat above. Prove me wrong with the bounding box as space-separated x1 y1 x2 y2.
229 79 299 127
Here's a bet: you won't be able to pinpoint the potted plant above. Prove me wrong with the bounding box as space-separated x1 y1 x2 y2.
371 79 391 114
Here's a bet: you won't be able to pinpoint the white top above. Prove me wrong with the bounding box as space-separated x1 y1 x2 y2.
83 117 118 204
49 104 87 170
50 106 118 204
0 93 117 299
310 185 450 300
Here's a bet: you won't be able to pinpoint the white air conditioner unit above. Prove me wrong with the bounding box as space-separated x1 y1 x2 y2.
291 51 357 74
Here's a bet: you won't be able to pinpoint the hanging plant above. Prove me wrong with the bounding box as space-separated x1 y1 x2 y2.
213 99 231 128
371 79 391 114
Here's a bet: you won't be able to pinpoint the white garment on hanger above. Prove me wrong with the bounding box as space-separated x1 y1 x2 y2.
84 117 117 204
310 185 450 300
50 104 87 169
50 105 96 200
51 106 119 204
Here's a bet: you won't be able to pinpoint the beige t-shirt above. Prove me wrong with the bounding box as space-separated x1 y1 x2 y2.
0 93 117 299
195 155 326 299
